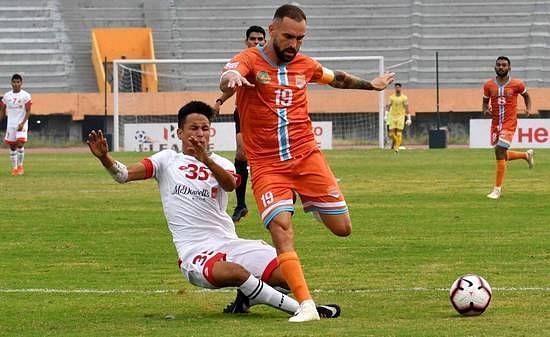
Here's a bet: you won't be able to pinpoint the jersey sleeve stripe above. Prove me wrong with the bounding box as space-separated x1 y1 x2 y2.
141 158 154 179
318 67 335 84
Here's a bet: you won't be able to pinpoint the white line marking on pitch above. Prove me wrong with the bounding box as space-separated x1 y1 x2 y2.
0 287 548 295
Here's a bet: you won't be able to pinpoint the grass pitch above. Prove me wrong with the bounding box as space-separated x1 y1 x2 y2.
0 148 548 337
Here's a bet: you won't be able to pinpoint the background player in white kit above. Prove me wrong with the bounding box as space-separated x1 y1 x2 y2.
86 101 340 320
0 74 32 176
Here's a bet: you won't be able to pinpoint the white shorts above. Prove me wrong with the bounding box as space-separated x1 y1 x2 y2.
177 238 278 289
4 126 28 145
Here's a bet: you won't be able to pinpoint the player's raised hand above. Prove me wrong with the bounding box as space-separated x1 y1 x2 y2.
224 71 254 89
87 130 109 158
188 136 209 163
370 72 395 91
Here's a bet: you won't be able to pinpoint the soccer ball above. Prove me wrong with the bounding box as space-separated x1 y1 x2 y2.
449 274 492 316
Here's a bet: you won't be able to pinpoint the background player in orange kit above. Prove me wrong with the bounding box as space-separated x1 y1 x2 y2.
219 4 394 322
482 56 534 200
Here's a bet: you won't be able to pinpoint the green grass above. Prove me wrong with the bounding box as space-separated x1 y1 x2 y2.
0 149 548 337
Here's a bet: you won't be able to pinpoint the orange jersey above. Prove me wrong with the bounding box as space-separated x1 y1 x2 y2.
223 46 331 165
483 78 526 131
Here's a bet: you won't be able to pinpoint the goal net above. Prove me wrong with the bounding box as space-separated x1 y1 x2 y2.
112 57 385 152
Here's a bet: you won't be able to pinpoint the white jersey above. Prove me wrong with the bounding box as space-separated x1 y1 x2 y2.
2 89 32 128
143 150 239 255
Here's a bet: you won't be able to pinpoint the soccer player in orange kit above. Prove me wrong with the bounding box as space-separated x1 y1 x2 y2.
219 4 394 322
482 56 534 200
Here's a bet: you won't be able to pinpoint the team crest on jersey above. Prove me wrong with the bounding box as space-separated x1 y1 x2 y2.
256 70 271 84
295 74 306 89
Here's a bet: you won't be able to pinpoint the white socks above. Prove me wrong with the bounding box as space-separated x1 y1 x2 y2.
17 147 24 166
239 275 299 314
9 150 17 168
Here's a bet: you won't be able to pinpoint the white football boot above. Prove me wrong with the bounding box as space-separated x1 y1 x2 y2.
288 299 320 322
526 149 534 169
486 186 502 200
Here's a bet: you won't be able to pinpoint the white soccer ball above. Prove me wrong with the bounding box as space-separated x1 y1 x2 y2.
449 274 492 316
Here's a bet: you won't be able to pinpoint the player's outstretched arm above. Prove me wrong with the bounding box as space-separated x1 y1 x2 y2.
213 91 235 116
87 130 148 183
188 135 237 192
329 71 395 91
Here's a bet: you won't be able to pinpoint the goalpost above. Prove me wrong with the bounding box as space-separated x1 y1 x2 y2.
112 56 385 152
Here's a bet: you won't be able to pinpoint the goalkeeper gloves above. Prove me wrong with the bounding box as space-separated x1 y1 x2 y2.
405 114 412 126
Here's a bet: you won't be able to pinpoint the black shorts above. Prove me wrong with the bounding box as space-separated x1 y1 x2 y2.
233 108 241 134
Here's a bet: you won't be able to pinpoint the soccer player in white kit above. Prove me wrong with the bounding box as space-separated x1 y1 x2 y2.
87 100 340 320
0 74 32 176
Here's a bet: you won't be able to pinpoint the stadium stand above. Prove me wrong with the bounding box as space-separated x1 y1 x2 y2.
60 0 145 92
2 0 550 145
2 0 549 92
0 0 70 92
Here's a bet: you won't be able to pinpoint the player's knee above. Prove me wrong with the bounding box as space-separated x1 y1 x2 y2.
321 214 351 236
494 146 507 160
269 220 293 239
268 218 294 249
332 222 352 237
326 216 352 237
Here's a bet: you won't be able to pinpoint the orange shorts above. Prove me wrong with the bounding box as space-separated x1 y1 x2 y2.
491 125 515 149
250 149 348 226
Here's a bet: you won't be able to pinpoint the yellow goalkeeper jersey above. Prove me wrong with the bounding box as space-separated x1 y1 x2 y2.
388 94 408 118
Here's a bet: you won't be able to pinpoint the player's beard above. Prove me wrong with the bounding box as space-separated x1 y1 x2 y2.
273 39 298 63
495 68 508 77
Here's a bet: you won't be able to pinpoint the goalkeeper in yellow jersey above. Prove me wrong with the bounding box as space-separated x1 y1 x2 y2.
385 83 411 152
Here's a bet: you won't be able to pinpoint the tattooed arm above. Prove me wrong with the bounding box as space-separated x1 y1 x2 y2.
329 70 395 91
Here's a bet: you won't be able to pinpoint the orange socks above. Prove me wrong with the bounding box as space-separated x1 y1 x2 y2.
494 151 527 188
506 151 527 161
277 251 312 303
495 159 506 187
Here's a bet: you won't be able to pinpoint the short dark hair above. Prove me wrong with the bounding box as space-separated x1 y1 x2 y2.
246 25 265 39
11 74 22 81
274 4 306 22
496 56 511 66
395 83 402 88
177 101 214 127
